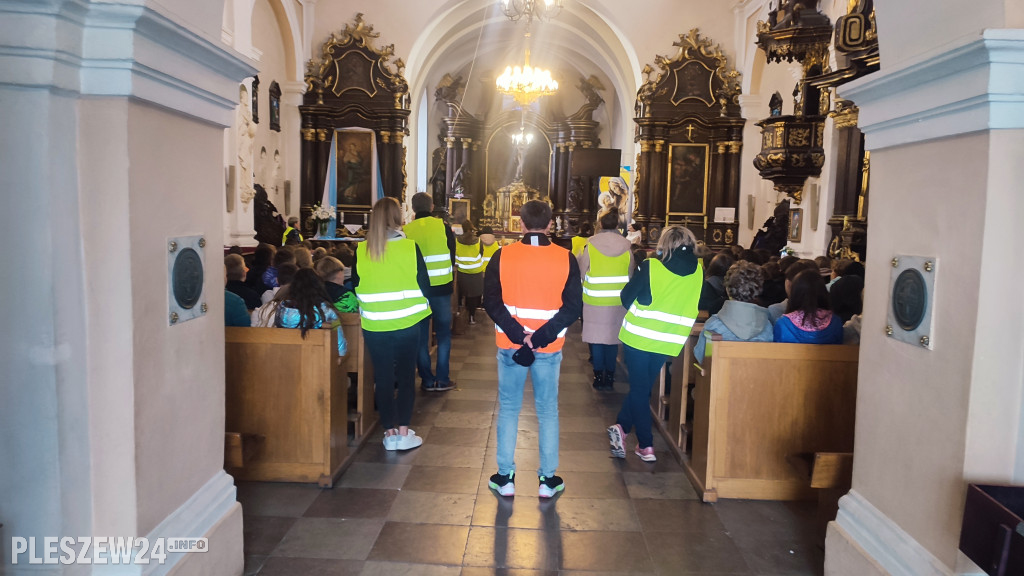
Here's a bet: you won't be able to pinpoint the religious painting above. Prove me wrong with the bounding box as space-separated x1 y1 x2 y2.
332 50 376 97
269 81 281 132
598 167 633 232
509 216 522 234
788 208 803 242
671 60 715 107
666 144 709 215
449 198 470 225
336 130 373 208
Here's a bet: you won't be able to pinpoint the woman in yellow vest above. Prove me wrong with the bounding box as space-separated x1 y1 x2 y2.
353 197 432 451
479 226 500 269
607 225 703 462
578 209 635 391
455 220 485 324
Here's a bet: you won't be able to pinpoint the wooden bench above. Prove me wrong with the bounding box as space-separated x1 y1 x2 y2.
650 323 704 460
789 451 854 544
684 335 858 502
225 315 376 486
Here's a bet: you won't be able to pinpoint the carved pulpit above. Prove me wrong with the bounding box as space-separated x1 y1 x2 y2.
300 13 410 236
633 29 744 248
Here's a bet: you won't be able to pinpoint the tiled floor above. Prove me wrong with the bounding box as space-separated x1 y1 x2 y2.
238 318 823 575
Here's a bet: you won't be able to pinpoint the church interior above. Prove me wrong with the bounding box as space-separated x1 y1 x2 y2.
3 0 1024 575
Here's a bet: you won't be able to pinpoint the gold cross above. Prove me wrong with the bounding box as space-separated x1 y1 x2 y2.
686 124 696 142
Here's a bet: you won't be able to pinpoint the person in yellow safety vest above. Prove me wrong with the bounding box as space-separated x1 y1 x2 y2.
607 225 703 463
352 197 431 451
577 209 635 392
403 192 457 392
282 216 304 246
483 200 582 498
570 221 594 257
455 220 485 325
479 226 500 269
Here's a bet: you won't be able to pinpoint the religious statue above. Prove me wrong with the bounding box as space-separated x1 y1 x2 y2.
237 84 257 208
769 91 784 116
272 149 282 201
512 135 527 182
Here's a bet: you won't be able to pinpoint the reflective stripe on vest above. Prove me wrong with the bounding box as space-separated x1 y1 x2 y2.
481 242 500 266
495 241 570 353
582 245 631 306
355 239 431 332
403 217 454 285
618 258 702 356
456 240 484 274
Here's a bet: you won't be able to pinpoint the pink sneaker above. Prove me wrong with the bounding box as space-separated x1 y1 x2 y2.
635 446 657 462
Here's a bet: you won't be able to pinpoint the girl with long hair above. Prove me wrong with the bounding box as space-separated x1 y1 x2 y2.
608 225 703 462
773 268 844 344
273 268 347 356
353 197 432 450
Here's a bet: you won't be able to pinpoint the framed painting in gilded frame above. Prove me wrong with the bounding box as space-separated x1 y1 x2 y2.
788 208 803 242
449 198 470 225
336 130 374 209
666 143 710 216
508 216 522 234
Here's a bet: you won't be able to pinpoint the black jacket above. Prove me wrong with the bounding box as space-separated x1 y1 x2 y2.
483 233 583 350
226 280 262 310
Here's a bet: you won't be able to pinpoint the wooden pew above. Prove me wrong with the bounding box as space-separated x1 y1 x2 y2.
789 451 854 544
651 324 704 461
225 316 375 486
338 313 377 438
685 335 858 502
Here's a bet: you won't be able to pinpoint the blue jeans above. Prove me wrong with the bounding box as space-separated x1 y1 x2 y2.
495 347 562 478
589 343 618 373
617 344 668 449
418 293 452 384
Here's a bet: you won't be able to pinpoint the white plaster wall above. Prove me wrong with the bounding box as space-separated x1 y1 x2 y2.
125 101 232 535
853 133 987 565
252 0 289 210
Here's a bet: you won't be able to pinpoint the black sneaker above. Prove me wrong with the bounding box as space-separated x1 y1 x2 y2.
489 470 515 496
420 380 434 392
538 475 564 498
433 380 455 392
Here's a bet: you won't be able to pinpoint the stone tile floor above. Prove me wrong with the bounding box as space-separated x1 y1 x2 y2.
238 318 823 575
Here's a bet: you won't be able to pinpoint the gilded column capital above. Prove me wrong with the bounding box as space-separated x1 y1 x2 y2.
445 137 456 148
461 138 472 149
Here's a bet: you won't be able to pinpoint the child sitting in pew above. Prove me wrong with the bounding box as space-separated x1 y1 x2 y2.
773 269 844 344
696 260 774 364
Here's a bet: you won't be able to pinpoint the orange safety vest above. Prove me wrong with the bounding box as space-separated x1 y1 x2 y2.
495 241 569 353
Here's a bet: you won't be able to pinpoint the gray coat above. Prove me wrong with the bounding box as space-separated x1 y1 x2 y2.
576 231 635 345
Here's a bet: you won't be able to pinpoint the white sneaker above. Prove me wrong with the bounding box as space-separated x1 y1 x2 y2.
393 432 423 451
383 433 400 451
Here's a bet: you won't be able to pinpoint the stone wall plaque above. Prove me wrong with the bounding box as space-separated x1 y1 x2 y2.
886 255 936 349
167 235 207 325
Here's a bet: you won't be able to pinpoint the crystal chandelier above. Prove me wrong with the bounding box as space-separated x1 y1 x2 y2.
501 0 563 25
495 33 558 106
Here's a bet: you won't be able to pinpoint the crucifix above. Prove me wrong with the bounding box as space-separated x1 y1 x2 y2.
685 124 696 142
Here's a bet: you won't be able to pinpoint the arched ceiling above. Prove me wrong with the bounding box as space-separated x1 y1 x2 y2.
406 0 641 147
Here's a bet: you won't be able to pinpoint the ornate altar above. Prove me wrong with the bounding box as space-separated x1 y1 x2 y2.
300 14 410 237
434 73 605 235
633 29 744 249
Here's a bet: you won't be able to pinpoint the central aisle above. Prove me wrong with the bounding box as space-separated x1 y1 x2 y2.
240 318 823 575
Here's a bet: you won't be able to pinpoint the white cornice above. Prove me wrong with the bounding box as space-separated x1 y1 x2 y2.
0 0 257 126
841 29 1024 150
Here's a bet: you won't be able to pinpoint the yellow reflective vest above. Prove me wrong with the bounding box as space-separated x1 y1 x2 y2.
282 226 303 245
403 217 454 285
582 245 631 307
354 239 431 332
455 240 484 274
618 259 702 356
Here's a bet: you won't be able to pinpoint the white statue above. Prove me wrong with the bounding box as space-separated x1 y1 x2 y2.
237 84 257 207
272 149 282 201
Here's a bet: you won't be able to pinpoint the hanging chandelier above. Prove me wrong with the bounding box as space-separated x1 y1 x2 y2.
501 0 563 25
495 32 558 106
